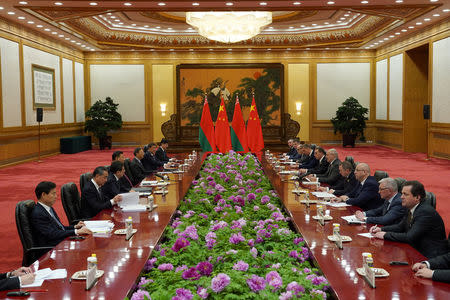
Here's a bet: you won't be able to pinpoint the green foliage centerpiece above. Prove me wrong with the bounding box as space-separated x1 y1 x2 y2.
330 96 368 147
130 152 330 300
84 97 122 150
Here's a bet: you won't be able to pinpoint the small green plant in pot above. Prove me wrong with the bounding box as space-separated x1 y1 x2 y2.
85 97 122 150
331 96 368 147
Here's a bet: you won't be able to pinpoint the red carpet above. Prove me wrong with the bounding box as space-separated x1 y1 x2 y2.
0 145 449 271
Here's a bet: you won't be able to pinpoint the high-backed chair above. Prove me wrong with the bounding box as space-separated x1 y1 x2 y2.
424 191 436 209
394 177 407 193
15 200 53 266
374 170 389 182
344 156 356 170
80 172 93 192
123 158 135 186
61 182 84 225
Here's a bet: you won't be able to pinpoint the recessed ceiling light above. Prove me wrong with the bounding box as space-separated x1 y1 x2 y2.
44 28 51 31
416 22 422 25
401 29 407 32
300 25 305 27
188 27 193 30
0 7 4 10
54 2 63 5
289 26 294 29
36 24 43 28
361 1 369 4
337 20 342 23
429 0 438 2
305 47 310 50
144 25 149 28
76 42 81 45
408 26 414 29
71 40 76 43
325 47 330 50
7 12 15 15
374 42 379 45
90 2 98 6
58 34 64 37
395 0 403 2
327 1 335 4
118 22 124 25
156 26 161 29
324 22 329 25
81 45 86 47
433 14 440 17
345 47 350 49
189 48 194 51
110 16 116 19
65 37 70 40
395 32 400 35
228 48 232 51
52 32 57 35
379 40 384 43
19 1 28 4
226 2 233 6
158 2 166 6
344 14 350 17
340 17 346 20
293 2 301 5
90 49 95 51
114 19 120 22
124 2 132 6
167 27 172 30
384 38 389 40
131 24 136 26
287 48 291 50
443 9 450 12
260 2 267 5
365 47 370 49
389 35 394 38
27 21 34 24
18 16 25 20
209 48 213 51
192 2 200 6
424 18 431 21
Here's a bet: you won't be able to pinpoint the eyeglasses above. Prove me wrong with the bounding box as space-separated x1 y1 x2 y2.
379 187 389 191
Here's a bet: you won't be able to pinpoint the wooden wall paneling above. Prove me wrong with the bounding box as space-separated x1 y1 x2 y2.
403 44 429 153
375 121 403 149
429 124 450 159
72 60 77 124
59 56 65 124
19 39 25 127
0 50 3 129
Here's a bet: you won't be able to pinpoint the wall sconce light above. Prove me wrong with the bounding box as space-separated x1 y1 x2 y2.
296 102 302 115
160 103 167 116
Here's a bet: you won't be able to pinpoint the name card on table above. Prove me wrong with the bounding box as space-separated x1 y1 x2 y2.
85 266 97 291
363 263 376 288
334 233 343 249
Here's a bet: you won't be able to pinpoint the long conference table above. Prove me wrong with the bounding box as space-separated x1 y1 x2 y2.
1 152 449 299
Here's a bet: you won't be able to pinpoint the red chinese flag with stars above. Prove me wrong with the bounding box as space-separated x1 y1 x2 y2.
247 95 264 152
199 95 216 152
214 97 232 153
231 95 248 152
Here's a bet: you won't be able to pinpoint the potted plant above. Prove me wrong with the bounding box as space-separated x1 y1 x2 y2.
85 97 123 150
330 96 368 147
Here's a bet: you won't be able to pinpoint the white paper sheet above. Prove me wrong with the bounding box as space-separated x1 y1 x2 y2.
358 233 375 238
311 192 335 198
121 205 147 212
84 220 114 233
341 215 366 224
324 202 351 207
302 181 319 185
279 170 297 175
21 268 67 287
119 192 140 207
21 279 44 288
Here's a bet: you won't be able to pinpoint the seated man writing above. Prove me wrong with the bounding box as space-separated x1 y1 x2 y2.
0 267 35 291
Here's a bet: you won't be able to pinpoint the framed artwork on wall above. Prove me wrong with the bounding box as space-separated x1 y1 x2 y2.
32 64 56 110
176 63 284 141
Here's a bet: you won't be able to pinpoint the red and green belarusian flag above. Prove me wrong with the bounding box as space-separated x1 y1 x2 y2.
199 95 216 152
230 95 248 152
247 94 265 152
214 97 232 153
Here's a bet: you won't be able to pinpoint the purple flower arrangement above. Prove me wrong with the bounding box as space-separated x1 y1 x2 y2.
132 152 329 299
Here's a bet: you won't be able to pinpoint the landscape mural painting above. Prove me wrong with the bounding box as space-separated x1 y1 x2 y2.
177 64 283 127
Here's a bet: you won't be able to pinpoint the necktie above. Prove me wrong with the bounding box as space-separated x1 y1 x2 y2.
407 211 413 228
382 201 390 215
124 174 133 187
49 208 65 230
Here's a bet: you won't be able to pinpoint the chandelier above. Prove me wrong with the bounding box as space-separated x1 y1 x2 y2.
186 11 272 44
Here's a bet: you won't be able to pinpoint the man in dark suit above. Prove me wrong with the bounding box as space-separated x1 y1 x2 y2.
299 147 328 178
413 251 450 283
31 181 91 247
298 144 317 169
112 150 133 191
81 167 122 219
334 163 383 210
371 180 448 259
142 143 164 172
0 267 35 291
155 138 170 163
129 147 151 185
307 148 341 185
286 139 297 158
288 139 301 160
323 161 358 196
355 177 406 225
102 161 129 199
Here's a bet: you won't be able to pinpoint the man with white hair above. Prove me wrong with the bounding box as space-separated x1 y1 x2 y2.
333 162 383 210
354 177 406 225
307 148 340 186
